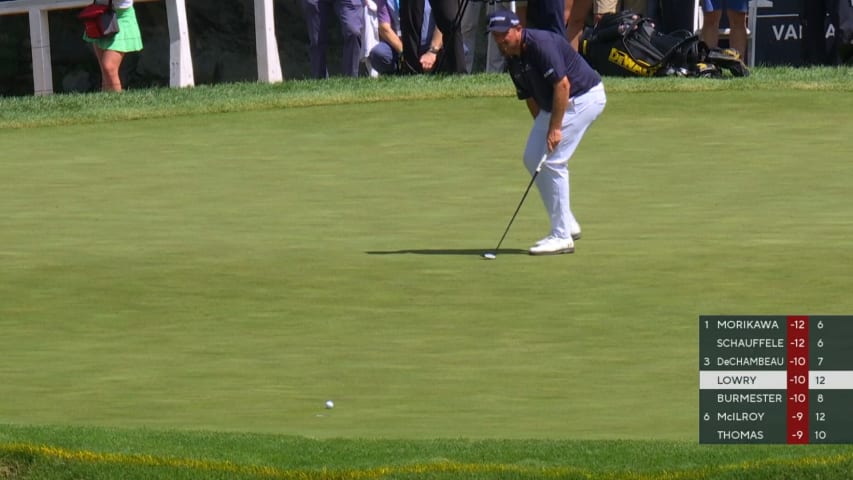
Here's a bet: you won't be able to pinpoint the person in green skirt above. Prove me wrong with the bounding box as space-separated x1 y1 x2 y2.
82 0 143 92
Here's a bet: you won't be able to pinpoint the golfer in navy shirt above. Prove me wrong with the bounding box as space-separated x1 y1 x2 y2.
488 10 606 255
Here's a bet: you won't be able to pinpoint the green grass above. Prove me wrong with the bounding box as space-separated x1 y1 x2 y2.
1 66 851 129
2 425 853 480
2 68 853 478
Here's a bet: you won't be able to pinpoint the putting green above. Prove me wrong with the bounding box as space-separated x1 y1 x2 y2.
1 91 851 439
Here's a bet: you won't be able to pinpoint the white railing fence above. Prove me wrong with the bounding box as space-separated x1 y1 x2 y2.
0 0 284 95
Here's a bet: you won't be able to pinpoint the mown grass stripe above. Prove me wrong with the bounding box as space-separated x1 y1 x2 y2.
2 443 853 480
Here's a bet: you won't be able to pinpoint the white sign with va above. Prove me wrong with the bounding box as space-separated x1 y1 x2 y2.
772 23 838 41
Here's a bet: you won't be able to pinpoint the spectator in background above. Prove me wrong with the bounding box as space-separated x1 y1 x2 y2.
460 2 481 73
369 0 404 73
527 0 568 36
566 0 651 51
401 0 464 73
838 1 853 63
800 0 831 65
369 0 444 74
418 28 446 72
566 0 590 50
83 0 142 92
491 0 569 66
700 0 747 57
427 0 466 73
484 3 512 72
302 0 363 78
461 1 511 73
801 0 853 65
658 0 694 34
593 0 618 21
400 0 426 72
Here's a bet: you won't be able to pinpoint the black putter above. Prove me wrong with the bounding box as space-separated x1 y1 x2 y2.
482 153 548 260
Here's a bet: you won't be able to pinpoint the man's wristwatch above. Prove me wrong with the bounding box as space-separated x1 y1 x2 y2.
428 45 441 54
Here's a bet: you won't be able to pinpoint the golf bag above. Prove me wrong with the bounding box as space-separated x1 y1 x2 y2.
580 10 749 78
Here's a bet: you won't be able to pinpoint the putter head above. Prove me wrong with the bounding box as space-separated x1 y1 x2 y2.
482 252 497 260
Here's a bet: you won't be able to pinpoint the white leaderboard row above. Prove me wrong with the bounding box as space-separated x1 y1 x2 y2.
699 371 853 389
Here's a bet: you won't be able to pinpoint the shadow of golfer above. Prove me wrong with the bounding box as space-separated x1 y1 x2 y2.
365 249 527 255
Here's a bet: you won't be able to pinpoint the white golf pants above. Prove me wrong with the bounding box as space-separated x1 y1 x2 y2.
523 82 606 240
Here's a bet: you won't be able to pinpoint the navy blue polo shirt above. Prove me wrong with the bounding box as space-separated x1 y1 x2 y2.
507 29 601 112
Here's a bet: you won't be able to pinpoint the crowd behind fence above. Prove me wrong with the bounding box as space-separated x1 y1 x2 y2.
0 0 848 96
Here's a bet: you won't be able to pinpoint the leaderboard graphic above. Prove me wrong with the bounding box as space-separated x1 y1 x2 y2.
699 316 853 444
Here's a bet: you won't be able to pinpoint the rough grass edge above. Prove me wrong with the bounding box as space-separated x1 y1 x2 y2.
0 66 851 130
3 440 853 480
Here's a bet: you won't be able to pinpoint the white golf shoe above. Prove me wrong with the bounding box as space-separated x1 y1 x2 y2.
570 221 582 241
528 236 575 255
534 229 581 247
533 235 555 247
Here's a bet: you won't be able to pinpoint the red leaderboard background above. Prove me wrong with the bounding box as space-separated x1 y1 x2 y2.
699 316 853 444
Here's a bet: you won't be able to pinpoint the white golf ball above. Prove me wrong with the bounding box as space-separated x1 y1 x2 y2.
325 400 334 409
482 253 496 260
